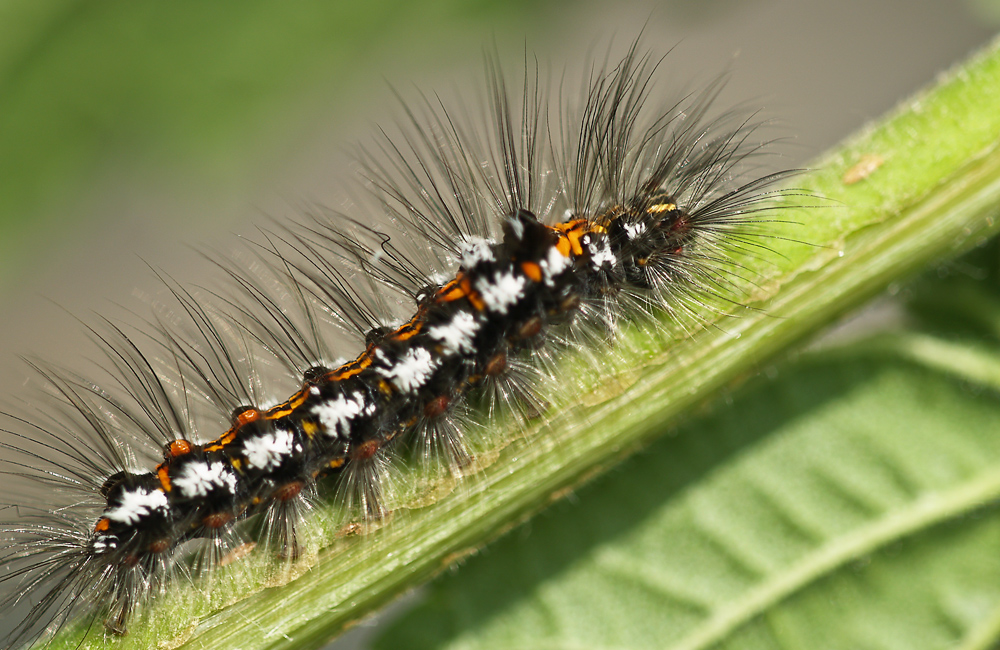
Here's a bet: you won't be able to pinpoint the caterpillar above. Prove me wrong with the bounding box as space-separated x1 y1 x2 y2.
0 40 796 649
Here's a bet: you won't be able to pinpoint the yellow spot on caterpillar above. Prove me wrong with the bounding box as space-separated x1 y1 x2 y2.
647 203 676 213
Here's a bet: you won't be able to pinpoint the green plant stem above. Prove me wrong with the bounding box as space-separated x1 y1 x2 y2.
55 33 1000 650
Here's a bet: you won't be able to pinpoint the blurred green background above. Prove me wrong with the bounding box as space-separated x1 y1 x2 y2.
0 0 994 389
0 1 997 647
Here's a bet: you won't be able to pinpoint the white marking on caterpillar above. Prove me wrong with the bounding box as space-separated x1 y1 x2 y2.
589 238 617 270
242 429 295 471
623 221 647 239
428 311 480 354
313 392 367 438
379 347 438 393
541 246 571 285
173 461 238 498
476 271 526 314
105 488 169 525
458 236 495 267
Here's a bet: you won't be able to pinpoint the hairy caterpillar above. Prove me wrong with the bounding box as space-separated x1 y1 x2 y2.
0 40 796 650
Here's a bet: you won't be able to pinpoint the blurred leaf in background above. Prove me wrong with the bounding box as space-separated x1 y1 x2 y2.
0 0 544 286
